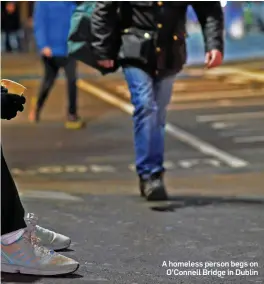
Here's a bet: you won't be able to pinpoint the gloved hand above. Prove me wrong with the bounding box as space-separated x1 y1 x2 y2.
1 85 26 120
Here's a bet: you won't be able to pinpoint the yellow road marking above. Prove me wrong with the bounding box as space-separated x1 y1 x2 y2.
205 67 264 83
171 89 264 102
111 81 264 103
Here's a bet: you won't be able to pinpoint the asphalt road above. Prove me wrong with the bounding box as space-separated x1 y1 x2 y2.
1 54 264 283
2 192 264 284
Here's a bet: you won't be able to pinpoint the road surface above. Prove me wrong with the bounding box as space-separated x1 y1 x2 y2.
1 54 264 284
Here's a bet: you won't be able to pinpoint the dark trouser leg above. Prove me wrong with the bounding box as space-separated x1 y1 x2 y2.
1 149 26 235
5 32 12 52
64 58 77 116
16 31 22 52
36 56 59 113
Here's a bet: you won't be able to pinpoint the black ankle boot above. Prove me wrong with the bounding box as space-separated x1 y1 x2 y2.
139 176 146 197
140 172 168 201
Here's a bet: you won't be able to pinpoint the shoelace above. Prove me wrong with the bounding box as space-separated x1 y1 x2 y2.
33 238 53 256
24 227 53 257
25 213 38 227
25 213 53 256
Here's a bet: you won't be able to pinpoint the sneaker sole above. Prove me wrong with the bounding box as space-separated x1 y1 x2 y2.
1 263 79 276
146 187 168 201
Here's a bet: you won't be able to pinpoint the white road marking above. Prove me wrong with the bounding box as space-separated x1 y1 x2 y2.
220 127 264 137
90 165 116 173
165 124 247 168
233 136 264 144
65 165 88 173
178 158 222 169
212 120 264 131
163 160 176 170
11 168 25 175
197 111 264 122
78 79 248 168
178 159 199 169
11 158 223 175
38 166 64 174
211 122 237 129
128 164 136 172
128 160 176 171
19 190 83 202
204 159 221 167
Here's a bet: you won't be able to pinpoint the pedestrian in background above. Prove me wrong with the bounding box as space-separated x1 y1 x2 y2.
31 1 84 129
1 2 21 52
91 1 224 201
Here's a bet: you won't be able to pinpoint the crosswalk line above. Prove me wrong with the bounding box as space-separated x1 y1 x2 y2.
233 136 264 144
197 111 264 122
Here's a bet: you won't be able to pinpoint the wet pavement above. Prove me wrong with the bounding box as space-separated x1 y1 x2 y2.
1 54 264 283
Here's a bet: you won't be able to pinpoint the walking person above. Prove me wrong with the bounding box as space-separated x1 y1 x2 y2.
91 1 224 200
31 1 84 129
1 85 79 275
1 2 21 52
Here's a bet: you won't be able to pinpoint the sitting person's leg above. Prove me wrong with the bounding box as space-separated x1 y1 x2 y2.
1 85 79 275
1 148 26 238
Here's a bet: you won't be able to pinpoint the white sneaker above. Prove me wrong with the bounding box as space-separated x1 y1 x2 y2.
25 213 71 251
1 229 79 275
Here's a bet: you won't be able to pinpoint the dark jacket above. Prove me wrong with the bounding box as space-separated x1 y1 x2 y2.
91 1 224 77
1 2 21 32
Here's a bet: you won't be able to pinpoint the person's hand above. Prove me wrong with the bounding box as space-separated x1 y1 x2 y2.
41 47 52 58
205 49 223 69
98 60 114 68
1 86 26 120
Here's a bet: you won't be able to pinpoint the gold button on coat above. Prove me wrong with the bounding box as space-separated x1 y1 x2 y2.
157 23 163 29
173 35 178 40
157 1 163 6
144 33 150 39
156 47 161 52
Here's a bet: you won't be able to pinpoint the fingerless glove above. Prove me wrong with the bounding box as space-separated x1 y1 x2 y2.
1 86 26 120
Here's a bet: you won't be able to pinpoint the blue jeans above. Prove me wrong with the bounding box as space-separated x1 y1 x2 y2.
123 67 175 178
